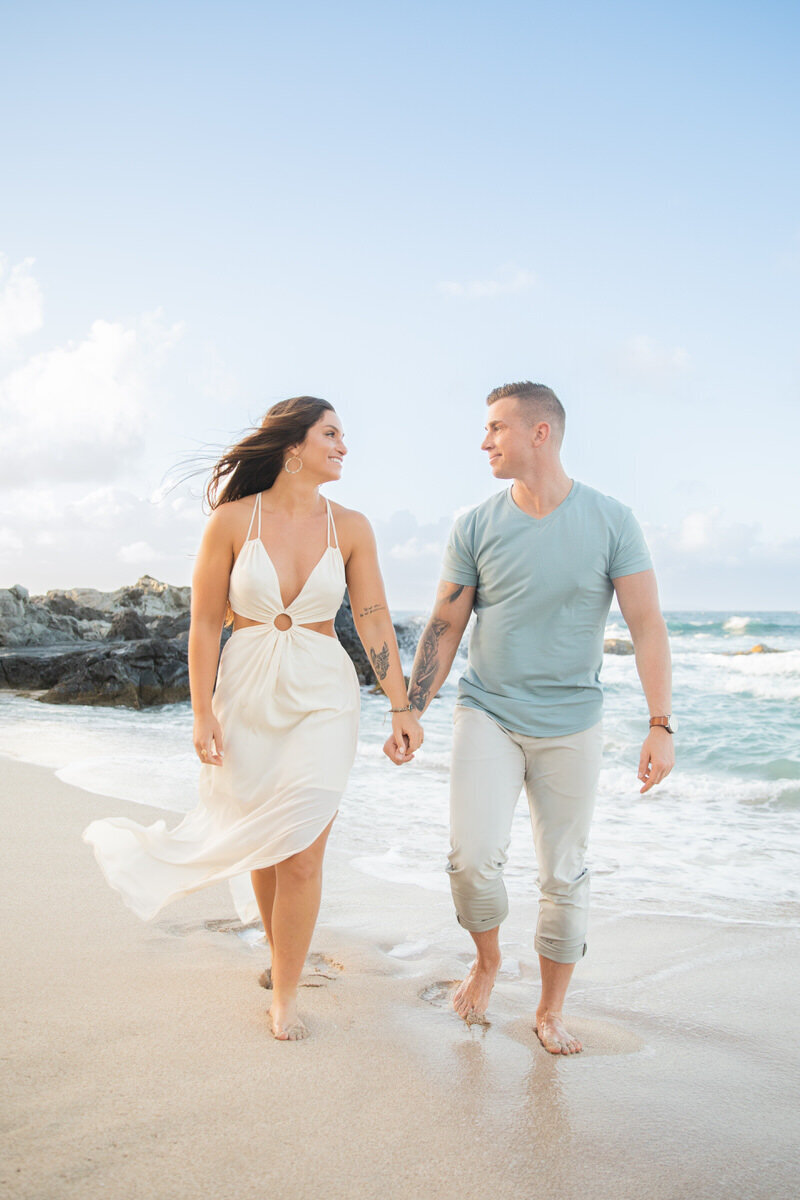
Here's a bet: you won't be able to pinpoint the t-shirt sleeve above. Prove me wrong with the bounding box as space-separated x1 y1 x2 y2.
440 514 479 585
609 509 653 579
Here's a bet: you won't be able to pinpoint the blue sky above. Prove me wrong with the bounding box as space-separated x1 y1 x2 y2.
1 1 798 609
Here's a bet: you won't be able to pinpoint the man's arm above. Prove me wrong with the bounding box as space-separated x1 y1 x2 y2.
383 579 475 764
613 569 675 794
409 580 476 713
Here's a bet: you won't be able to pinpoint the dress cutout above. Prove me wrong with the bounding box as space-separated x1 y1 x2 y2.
83 494 360 923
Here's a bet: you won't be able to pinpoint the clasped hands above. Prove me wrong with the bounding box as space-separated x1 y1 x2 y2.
384 708 424 765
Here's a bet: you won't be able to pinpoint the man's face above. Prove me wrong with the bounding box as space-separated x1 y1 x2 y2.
480 396 531 478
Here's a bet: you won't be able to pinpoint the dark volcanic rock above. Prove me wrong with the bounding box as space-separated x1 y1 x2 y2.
40 639 190 708
1 578 404 706
0 644 107 690
334 593 375 685
148 611 192 639
43 591 107 621
107 608 150 641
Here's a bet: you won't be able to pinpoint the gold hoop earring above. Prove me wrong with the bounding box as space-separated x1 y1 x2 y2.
284 455 303 474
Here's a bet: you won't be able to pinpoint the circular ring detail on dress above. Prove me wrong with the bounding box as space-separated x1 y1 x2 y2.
274 613 293 631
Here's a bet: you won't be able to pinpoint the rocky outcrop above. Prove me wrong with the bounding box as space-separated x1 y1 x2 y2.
148 612 192 640
0 578 413 706
604 638 635 655
0 576 190 648
0 584 94 647
65 575 191 619
106 609 150 642
40 639 191 708
0 644 107 692
334 593 376 685
727 643 781 656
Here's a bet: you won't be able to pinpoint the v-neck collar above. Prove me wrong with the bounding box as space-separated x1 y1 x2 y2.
505 479 578 529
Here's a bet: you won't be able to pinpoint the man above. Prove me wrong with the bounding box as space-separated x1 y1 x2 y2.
385 382 674 1055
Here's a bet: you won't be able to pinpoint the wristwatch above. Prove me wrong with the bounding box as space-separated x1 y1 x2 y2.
650 714 677 734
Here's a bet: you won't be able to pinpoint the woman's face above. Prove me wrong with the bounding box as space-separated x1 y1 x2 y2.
292 410 347 481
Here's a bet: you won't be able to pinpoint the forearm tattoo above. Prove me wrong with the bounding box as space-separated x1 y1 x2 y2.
370 641 390 681
408 618 449 711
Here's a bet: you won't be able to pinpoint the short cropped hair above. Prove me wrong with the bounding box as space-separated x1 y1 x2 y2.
486 381 565 445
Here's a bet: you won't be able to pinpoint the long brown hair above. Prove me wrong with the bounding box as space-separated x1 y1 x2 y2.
206 396 335 509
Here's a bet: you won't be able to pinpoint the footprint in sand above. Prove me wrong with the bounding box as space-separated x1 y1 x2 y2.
381 939 431 961
418 980 457 1007
259 952 343 990
159 917 261 937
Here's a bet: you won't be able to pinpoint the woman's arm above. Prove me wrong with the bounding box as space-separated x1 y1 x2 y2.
342 510 423 755
188 506 236 765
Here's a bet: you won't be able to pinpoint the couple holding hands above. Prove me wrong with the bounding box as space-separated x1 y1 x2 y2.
84 382 674 1049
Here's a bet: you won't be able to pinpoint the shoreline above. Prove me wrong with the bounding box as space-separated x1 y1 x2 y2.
2 757 798 1198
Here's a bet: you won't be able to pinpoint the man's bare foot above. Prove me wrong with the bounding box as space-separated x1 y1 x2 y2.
269 999 309 1041
535 1009 582 1055
452 955 501 1023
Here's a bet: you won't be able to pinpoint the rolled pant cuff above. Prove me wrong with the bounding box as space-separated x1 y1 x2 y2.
456 908 509 934
534 935 587 964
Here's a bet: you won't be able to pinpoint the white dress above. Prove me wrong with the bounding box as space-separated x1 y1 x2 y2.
83 494 361 923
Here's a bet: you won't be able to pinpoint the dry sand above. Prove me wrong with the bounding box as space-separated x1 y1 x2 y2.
2 755 798 1200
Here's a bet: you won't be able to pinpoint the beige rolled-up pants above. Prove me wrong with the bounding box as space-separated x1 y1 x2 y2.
447 705 603 964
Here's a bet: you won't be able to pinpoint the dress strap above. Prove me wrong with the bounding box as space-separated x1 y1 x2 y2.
325 498 339 549
245 493 261 541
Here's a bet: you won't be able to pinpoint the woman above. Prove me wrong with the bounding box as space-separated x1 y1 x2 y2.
84 396 423 1041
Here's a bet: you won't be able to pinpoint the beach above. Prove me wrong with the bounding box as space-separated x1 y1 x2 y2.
3 754 797 1200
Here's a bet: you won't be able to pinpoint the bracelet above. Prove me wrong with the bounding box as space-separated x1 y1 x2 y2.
390 704 414 713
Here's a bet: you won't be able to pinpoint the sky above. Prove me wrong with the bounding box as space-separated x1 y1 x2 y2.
1 0 798 611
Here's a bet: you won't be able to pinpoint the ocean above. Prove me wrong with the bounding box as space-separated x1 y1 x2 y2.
2 610 798 927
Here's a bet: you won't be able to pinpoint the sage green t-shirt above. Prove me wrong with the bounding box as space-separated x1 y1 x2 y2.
441 481 652 737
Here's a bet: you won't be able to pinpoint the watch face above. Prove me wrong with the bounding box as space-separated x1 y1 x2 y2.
668 715 678 733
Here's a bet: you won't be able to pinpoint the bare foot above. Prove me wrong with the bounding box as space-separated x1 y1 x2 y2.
535 1010 582 1055
452 956 501 1023
269 999 309 1042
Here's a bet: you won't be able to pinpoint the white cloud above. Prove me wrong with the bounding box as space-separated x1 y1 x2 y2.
0 310 183 487
618 334 690 379
438 266 536 300
118 540 166 565
645 510 800 609
681 509 754 556
0 256 44 352
677 509 717 552
0 526 24 554
0 482 204 592
389 536 444 560
69 486 138 528
645 506 799 579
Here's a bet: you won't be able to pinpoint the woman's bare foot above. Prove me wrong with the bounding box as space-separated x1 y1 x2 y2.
269 998 309 1041
535 1009 582 1055
452 953 501 1023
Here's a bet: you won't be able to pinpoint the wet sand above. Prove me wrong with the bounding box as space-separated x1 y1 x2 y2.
2 756 797 1199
